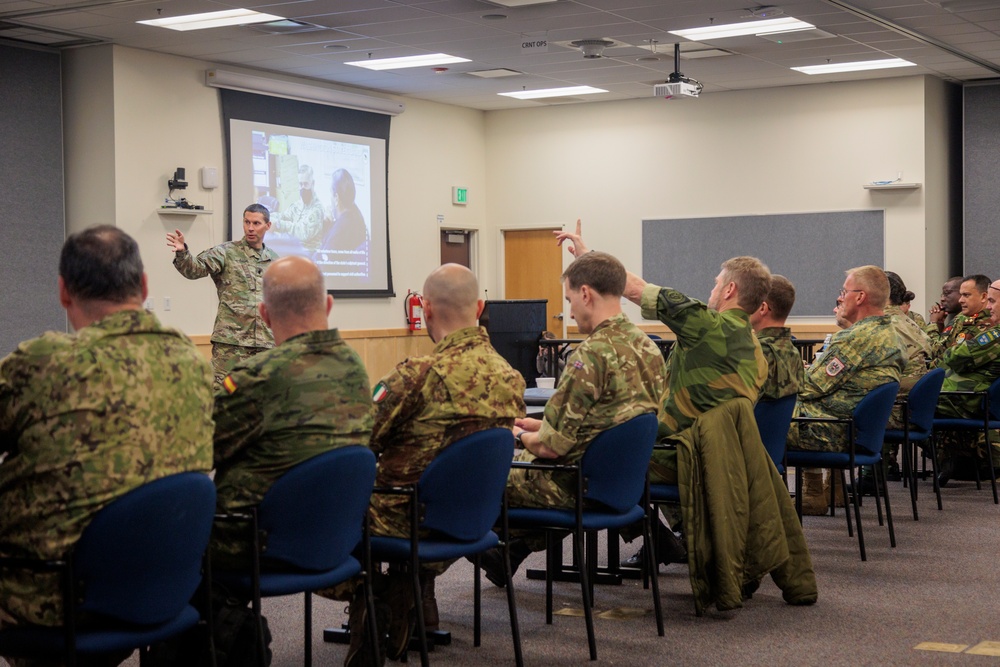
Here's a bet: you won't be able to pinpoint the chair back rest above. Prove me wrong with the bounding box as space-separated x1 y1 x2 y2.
418 428 514 542
579 413 658 513
987 376 1000 421
75 472 216 626
853 382 900 455
753 394 797 468
906 368 946 433
258 446 376 572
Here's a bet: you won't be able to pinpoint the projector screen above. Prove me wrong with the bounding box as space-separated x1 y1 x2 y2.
229 118 389 294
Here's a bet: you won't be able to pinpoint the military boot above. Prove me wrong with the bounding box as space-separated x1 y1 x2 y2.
799 468 829 515
419 571 439 631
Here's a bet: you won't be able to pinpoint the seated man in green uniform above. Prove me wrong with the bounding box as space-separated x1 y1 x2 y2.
792 266 905 508
323 264 525 666
750 274 804 401
552 221 769 568
479 250 667 582
927 274 993 358
934 278 1000 486
0 226 214 665
211 255 374 570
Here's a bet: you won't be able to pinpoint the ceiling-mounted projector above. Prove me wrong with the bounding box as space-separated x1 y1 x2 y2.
654 81 699 99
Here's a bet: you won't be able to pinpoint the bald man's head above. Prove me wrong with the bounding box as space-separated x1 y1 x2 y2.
422 264 480 335
262 255 328 323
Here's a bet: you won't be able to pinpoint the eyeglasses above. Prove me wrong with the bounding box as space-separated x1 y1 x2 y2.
839 288 864 298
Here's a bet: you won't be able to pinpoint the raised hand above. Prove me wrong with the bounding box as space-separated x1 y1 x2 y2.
166 229 186 252
553 219 589 257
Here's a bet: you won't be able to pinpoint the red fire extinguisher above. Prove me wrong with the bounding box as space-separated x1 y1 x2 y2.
405 290 423 331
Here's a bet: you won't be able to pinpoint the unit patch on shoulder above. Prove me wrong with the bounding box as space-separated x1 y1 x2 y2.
666 289 686 304
573 359 585 370
222 375 238 394
825 356 846 377
372 381 389 403
976 329 1000 346
956 333 968 343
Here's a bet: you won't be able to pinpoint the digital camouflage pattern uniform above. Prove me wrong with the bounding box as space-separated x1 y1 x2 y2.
211 328 373 570
908 311 927 328
926 309 993 359
172 238 279 385
506 313 666 511
640 283 767 484
934 325 1000 463
275 197 325 251
756 326 804 401
0 309 214 626
369 326 525 538
792 314 905 451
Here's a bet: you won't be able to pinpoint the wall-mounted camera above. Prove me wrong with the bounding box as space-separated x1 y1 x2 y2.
168 167 188 191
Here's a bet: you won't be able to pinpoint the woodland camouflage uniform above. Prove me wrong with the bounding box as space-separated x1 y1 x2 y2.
756 326 804 401
211 328 373 569
0 309 214 626
639 283 767 485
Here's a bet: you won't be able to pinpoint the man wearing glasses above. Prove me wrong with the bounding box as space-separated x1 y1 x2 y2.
791 266 905 455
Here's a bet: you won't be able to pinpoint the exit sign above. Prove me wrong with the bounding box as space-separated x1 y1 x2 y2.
452 186 468 205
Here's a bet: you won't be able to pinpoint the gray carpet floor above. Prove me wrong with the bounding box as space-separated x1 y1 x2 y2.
23 472 1000 666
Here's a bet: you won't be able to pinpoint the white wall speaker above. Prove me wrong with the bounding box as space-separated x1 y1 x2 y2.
201 167 219 190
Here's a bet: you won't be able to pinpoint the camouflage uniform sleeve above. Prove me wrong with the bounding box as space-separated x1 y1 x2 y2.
172 244 225 280
278 203 324 243
537 343 606 457
639 283 714 347
799 335 863 400
212 367 266 470
940 328 1000 374
0 355 19 454
369 362 424 456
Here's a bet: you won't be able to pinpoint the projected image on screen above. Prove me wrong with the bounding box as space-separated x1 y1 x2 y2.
230 119 389 295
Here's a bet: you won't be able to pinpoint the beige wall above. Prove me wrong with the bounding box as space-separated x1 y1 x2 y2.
63 47 953 376
484 75 947 320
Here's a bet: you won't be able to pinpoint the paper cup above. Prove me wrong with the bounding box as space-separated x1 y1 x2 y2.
536 377 555 389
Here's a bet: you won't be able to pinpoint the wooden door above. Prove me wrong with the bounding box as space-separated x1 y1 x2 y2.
503 228 565 336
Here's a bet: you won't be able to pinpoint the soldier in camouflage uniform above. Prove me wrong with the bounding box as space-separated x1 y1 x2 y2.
750 274 804 401
793 266 905 451
0 226 213 645
927 275 993 357
167 203 279 386
273 165 326 252
934 279 1000 482
925 276 963 344
211 256 373 571
322 264 524 664
483 252 665 575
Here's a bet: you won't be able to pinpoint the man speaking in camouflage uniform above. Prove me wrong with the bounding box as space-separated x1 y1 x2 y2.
750 274 804 401
480 250 666 581
273 165 326 252
167 203 279 386
0 226 214 647
211 255 373 570
322 263 524 665
934 278 1000 486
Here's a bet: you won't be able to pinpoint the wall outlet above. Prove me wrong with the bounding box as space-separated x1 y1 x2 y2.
144 297 154 311
163 297 171 311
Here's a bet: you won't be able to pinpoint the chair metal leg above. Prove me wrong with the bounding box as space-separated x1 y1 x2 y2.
641 515 664 637
304 591 312 667
363 570 382 667
794 466 803 523
927 436 943 510
501 540 525 667
847 467 866 561
473 553 482 647
985 435 999 504
870 465 885 527
903 436 919 521
877 461 896 548
410 566 430 667
840 469 854 538
573 527 597 660
544 532 554 625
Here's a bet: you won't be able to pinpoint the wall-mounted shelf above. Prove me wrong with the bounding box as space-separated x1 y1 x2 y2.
157 208 213 215
863 182 921 190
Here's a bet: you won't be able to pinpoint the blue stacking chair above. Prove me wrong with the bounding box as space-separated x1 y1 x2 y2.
0 472 216 667
754 394 798 476
368 428 522 667
214 446 377 667
931 375 1000 504
507 413 663 661
884 368 946 519
787 381 900 561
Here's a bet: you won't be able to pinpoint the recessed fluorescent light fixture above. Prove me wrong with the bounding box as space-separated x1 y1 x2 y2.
345 53 470 70
792 58 916 75
670 17 815 41
499 86 607 100
138 8 284 31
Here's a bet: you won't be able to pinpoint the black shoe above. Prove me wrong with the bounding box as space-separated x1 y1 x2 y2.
937 458 954 488
477 539 531 589
383 573 414 661
741 577 761 600
886 467 902 482
620 531 687 569
345 588 388 667
847 475 881 497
